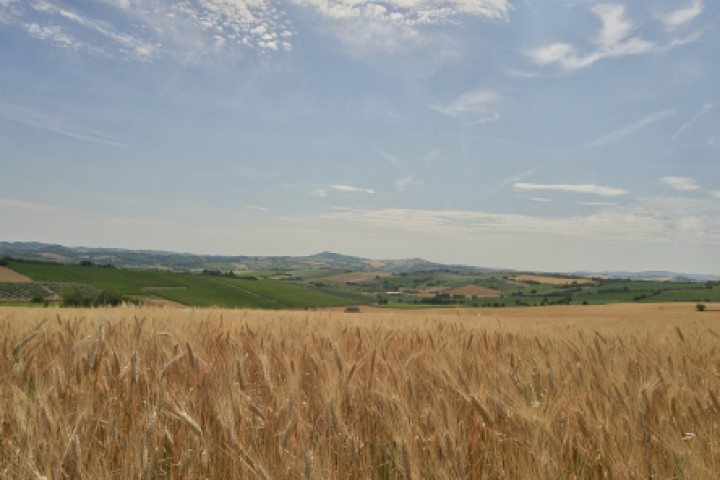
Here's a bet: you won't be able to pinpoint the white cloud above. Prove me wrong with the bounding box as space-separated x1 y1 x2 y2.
330 184 375 194
4 0 509 59
323 203 720 243
31 1 157 60
591 110 676 146
291 0 511 24
514 183 627 197
527 3 695 70
3 0 293 60
659 176 701 191
291 0 511 55
23 22 88 51
431 89 500 123
660 0 703 30
594 4 632 48
710 191 720 199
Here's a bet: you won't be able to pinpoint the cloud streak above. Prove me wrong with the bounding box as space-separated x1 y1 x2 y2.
0 102 129 148
514 183 627 197
330 184 375 194
591 110 676 146
0 197 59 211
672 103 713 141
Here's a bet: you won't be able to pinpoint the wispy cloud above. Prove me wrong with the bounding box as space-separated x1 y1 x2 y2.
394 175 418 193
431 89 501 123
494 169 536 191
291 0 511 24
514 183 627 197
659 176 701 191
323 203 720 242
30 1 157 60
527 4 652 70
672 103 713 141
0 102 129 148
291 0 511 55
2 0 293 60
330 184 375 194
527 3 699 70
660 0 703 30
0 197 59 211
591 109 676 146
576 201 620 207
376 148 401 165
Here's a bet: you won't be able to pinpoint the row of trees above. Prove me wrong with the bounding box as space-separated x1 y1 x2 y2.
61 288 127 307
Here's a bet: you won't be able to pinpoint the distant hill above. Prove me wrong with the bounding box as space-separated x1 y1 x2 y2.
0 242 486 274
2 241 717 280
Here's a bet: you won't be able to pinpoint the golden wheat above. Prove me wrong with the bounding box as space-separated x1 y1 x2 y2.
0 304 718 478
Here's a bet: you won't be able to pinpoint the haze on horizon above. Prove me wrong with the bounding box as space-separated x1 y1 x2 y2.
1 1 719 274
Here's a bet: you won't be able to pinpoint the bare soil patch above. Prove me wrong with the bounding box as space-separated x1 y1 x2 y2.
0 266 31 282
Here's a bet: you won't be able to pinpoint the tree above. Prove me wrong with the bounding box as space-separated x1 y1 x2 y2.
696 303 706 312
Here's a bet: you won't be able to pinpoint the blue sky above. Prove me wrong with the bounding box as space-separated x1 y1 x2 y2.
1 0 718 273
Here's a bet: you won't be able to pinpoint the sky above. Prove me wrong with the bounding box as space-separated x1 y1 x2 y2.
1 0 719 274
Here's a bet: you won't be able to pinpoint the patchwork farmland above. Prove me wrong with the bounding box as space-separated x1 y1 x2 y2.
2 258 720 308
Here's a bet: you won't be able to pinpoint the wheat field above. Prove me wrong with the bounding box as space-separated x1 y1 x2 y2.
1 304 719 479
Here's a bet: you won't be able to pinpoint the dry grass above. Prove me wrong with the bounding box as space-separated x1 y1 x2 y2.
1 304 719 479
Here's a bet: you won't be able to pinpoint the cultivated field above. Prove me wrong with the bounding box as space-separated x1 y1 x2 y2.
446 285 501 297
513 274 594 285
1 304 719 478
0 267 31 283
323 271 393 283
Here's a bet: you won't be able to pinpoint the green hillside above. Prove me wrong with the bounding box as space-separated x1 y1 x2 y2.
7 260 361 308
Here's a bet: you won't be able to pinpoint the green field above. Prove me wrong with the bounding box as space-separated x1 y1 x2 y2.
7 260 362 308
